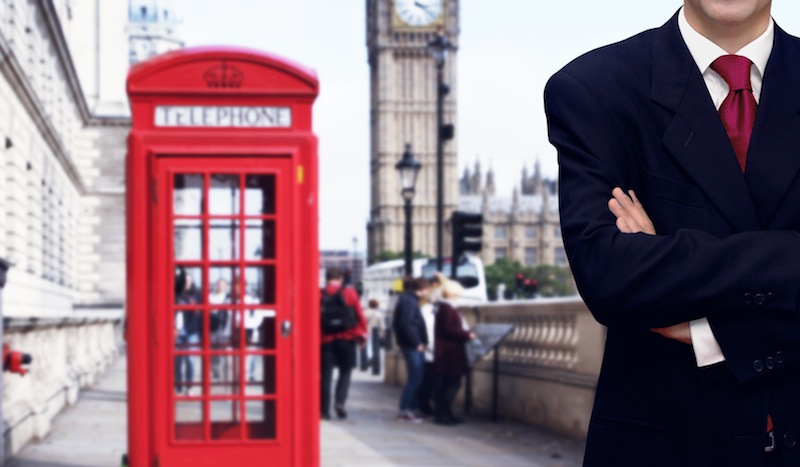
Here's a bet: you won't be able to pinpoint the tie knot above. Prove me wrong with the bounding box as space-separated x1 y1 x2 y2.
710 55 753 92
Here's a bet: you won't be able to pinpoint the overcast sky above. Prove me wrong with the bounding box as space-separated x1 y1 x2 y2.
170 0 800 251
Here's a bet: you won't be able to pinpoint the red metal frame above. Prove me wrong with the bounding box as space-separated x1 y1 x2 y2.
126 47 319 467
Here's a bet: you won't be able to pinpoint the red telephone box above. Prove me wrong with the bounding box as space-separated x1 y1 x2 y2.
126 47 319 467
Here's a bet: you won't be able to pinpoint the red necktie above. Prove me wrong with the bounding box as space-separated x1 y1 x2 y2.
710 55 758 173
712 55 773 436
712 55 771 435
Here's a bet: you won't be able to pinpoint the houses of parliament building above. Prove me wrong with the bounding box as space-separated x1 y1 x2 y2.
459 161 567 268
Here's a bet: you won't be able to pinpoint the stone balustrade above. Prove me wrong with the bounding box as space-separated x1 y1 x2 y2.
1 311 124 461
384 297 604 440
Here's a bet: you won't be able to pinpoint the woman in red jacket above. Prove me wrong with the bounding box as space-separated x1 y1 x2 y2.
433 279 476 425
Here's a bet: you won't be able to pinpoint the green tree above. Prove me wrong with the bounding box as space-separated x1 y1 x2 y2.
484 258 576 299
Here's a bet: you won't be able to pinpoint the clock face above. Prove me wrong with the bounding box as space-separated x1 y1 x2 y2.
394 0 444 27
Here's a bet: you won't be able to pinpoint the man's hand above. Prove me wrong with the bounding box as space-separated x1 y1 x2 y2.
650 322 692 345
608 188 691 345
417 344 425 352
608 187 656 235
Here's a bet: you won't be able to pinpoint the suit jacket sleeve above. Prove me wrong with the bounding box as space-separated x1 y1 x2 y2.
545 70 800 382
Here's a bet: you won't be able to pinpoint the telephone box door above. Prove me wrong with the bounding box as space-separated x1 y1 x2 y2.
154 156 294 465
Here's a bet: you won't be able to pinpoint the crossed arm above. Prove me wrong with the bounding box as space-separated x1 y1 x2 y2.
608 187 692 345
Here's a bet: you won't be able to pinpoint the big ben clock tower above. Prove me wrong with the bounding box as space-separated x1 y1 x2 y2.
366 0 460 264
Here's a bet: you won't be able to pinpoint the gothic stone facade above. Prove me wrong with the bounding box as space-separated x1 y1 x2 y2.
459 161 567 268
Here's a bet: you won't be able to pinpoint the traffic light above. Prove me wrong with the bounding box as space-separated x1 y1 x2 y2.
441 123 455 141
451 211 483 279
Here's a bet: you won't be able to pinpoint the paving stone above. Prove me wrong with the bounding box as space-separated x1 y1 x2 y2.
8 356 585 466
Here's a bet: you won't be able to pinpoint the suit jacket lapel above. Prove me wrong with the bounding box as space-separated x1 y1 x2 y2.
651 12 760 232
743 24 800 227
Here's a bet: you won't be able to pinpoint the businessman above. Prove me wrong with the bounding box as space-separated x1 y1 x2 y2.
546 1 800 465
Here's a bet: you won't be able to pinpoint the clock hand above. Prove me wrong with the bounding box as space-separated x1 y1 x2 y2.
414 1 431 12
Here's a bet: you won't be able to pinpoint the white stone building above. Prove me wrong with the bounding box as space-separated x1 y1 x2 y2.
0 0 181 458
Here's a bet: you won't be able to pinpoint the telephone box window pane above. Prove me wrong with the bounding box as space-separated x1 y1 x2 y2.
174 353 204 397
245 355 276 396
245 219 275 260
210 399 242 440
174 311 204 351
210 354 241 395
244 312 276 350
209 267 240 302
246 400 276 440
208 309 238 351
174 220 203 260
245 175 275 215
209 174 241 215
209 220 240 260
175 266 203 305
173 174 203 216
246 266 276 305
175 401 204 441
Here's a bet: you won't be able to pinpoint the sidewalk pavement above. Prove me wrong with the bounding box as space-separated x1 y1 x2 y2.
7 356 585 466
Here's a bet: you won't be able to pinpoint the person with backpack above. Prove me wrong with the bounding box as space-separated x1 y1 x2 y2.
393 276 430 423
320 268 367 420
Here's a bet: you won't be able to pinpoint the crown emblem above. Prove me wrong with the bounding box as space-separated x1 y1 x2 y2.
203 61 244 88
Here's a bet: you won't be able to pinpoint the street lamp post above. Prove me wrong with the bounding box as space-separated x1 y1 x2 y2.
396 144 422 277
428 33 453 273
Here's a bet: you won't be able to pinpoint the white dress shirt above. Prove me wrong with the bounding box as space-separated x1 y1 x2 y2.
677 8 774 367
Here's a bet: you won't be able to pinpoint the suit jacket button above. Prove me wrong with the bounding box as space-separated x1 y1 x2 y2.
753 360 765 372
776 352 786 364
754 294 767 306
784 431 797 449
743 293 753 305
766 357 776 370
767 293 774 302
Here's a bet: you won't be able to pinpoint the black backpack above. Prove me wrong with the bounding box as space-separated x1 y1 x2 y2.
321 287 358 335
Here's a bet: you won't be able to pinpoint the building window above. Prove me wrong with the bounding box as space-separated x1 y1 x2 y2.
554 226 562 238
525 247 538 266
555 247 568 267
495 226 507 240
525 226 537 239
494 248 507 260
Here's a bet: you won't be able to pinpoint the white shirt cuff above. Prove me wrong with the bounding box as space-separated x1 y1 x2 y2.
690 318 726 367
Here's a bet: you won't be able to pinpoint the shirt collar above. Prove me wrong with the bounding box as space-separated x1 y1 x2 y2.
678 7 774 77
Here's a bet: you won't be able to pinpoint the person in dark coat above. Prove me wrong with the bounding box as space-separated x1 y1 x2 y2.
433 279 475 425
392 277 430 422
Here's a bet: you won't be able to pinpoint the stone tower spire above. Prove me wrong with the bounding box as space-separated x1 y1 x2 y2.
485 165 496 196
471 159 482 194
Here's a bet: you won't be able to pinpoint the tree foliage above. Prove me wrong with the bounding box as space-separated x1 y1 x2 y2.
484 258 576 299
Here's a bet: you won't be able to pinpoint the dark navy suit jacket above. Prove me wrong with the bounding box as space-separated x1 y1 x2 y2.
546 11 800 467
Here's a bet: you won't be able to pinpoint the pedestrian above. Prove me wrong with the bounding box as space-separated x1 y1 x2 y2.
393 276 430 423
363 299 386 368
433 279 475 426
320 268 367 420
230 278 261 380
417 273 444 417
174 270 201 395
544 1 800 465
208 278 230 379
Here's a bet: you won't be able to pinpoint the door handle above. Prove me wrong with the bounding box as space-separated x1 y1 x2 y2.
281 320 292 338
